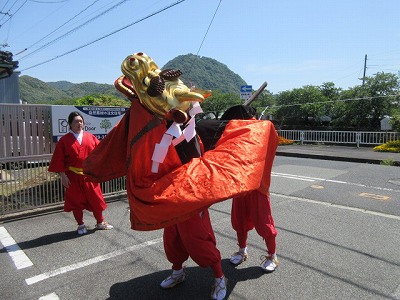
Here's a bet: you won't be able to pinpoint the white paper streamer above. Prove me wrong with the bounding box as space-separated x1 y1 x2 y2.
151 102 203 173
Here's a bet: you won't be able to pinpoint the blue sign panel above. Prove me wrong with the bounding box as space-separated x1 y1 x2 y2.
240 85 252 92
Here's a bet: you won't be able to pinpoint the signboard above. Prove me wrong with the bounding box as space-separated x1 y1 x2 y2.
240 85 252 100
51 105 128 142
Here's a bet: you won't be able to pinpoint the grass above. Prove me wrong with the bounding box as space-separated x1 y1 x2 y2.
380 159 396 166
0 167 57 197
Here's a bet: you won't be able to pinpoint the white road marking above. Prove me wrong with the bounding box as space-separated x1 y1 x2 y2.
271 193 400 221
25 237 163 285
272 172 400 192
39 292 60 300
272 173 315 182
273 172 325 181
0 226 33 269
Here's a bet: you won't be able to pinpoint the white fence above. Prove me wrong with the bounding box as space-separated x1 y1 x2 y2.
277 130 399 147
1 104 399 217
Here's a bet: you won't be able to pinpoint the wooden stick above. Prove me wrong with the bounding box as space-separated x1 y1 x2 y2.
243 81 268 106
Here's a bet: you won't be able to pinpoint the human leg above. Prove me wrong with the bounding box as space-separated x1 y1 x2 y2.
178 210 226 300
72 209 84 225
230 196 253 265
93 210 113 230
72 210 87 235
160 224 189 288
82 180 112 230
260 254 279 273
251 192 279 272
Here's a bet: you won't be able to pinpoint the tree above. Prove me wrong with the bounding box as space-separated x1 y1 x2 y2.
74 94 130 107
391 114 400 133
336 72 399 130
275 85 329 128
250 90 276 119
319 82 343 127
200 90 241 119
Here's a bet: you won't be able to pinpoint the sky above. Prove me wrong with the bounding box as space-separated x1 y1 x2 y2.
1 0 399 94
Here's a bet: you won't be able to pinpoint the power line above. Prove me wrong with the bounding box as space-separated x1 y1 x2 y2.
0 0 28 27
29 0 73 3
23 0 101 50
0 0 16 23
195 0 222 56
20 0 186 72
265 94 400 110
1 0 13 13
19 0 129 60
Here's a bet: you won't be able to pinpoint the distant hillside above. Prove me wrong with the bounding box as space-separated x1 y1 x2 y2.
48 81 121 98
46 80 75 91
19 54 247 103
19 76 71 104
163 54 246 93
20 76 124 104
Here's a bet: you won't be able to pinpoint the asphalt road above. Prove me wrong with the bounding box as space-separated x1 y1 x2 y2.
1 156 400 300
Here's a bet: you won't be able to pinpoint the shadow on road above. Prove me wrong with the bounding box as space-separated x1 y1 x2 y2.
0 229 95 253
107 259 273 299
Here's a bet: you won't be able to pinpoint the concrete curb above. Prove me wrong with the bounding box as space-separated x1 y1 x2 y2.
275 151 399 165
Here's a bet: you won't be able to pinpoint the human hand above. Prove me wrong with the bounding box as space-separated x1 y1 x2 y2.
60 172 70 188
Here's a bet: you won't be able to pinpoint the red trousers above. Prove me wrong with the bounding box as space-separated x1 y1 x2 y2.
163 209 223 278
231 190 277 254
64 171 106 213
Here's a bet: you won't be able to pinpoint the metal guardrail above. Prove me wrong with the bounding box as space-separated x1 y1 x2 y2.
277 130 399 147
0 154 126 217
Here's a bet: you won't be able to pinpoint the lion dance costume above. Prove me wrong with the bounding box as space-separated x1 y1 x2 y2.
83 52 278 299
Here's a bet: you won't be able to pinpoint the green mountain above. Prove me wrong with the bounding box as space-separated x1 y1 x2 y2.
46 80 75 90
19 54 247 103
19 76 71 104
48 81 121 98
162 54 246 93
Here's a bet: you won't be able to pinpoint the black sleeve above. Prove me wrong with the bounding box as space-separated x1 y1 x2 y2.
195 119 229 152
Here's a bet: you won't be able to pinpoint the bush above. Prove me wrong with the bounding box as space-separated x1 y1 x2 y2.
278 136 294 145
373 140 400 153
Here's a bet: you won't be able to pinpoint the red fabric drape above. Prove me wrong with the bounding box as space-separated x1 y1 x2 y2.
83 100 278 231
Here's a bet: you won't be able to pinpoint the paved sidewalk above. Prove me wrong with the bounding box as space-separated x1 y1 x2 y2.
276 143 400 166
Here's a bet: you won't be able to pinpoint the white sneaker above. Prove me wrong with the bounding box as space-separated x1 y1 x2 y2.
260 254 279 273
230 251 249 265
95 221 113 230
160 270 186 289
77 224 87 235
211 276 227 300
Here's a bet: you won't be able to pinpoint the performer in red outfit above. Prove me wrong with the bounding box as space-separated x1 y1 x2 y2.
48 111 113 235
230 191 278 272
83 52 278 299
220 105 279 272
158 116 225 299
163 209 223 278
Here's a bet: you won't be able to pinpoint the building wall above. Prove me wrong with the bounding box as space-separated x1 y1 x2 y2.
0 72 20 104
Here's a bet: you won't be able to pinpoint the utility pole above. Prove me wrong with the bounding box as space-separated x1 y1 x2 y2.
362 54 367 85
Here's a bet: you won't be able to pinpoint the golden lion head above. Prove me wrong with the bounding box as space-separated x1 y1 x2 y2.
119 52 211 121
